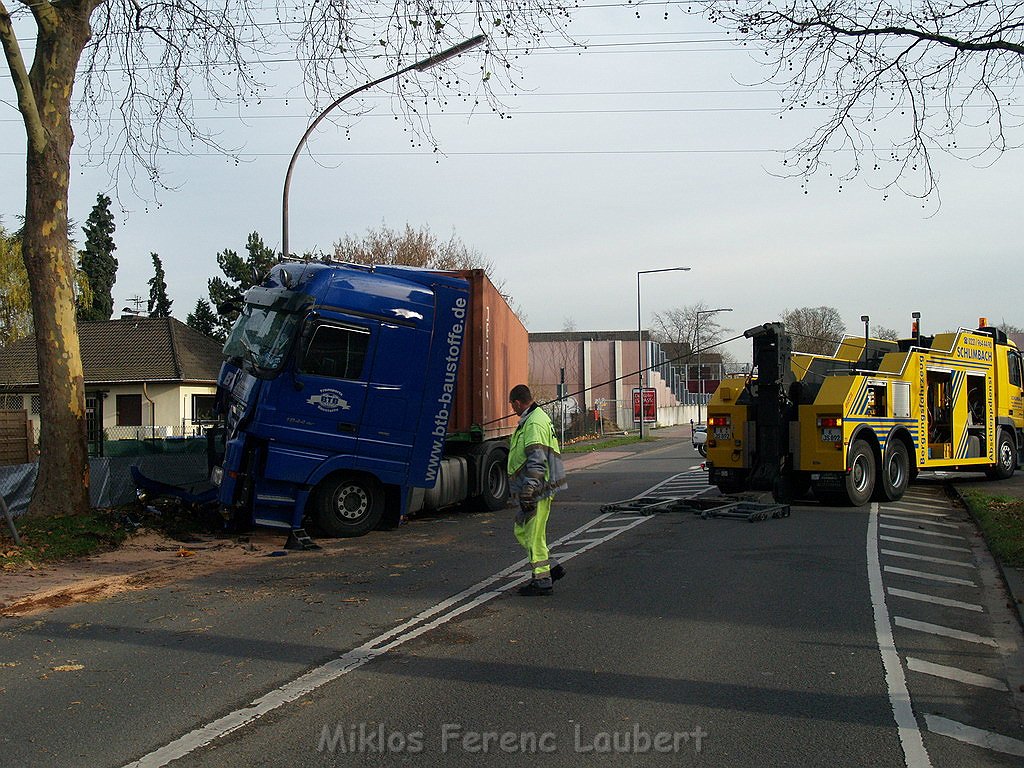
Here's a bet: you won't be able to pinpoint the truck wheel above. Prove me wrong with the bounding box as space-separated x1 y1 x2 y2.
840 440 876 506
985 429 1017 480
874 441 910 502
312 474 384 537
474 448 509 512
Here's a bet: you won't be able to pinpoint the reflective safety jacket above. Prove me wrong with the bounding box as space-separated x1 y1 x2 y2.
508 404 567 501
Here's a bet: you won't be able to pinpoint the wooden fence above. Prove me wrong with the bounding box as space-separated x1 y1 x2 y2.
0 410 33 466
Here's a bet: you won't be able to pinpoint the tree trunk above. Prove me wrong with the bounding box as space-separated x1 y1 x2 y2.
20 7 93 518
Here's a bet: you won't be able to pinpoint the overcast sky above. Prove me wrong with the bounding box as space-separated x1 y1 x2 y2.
2 3 1022 364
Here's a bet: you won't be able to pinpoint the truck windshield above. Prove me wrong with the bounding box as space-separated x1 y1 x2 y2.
223 305 301 374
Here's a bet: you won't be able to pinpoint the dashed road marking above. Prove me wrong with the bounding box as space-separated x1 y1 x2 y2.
881 549 975 568
906 657 1008 691
894 617 998 648
924 715 1024 757
886 587 983 612
883 566 976 587
885 504 955 517
879 524 966 542
880 514 961 530
879 536 971 553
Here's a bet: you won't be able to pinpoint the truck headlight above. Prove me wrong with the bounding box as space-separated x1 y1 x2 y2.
210 466 223 487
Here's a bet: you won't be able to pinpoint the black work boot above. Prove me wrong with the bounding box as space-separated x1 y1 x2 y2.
550 564 566 582
518 579 553 597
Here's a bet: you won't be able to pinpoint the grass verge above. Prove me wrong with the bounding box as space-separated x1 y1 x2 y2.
1 508 131 571
562 435 643 453
960 490 1024 568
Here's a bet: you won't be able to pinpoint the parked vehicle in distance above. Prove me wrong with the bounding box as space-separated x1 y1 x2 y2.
690 420 707 458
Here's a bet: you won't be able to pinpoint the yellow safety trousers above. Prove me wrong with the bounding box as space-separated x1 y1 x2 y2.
513 496 552 579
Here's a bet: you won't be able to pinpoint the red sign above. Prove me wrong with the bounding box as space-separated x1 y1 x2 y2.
632 387 657 424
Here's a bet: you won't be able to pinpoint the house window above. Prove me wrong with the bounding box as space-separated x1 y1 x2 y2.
0 394 23 411
300 323 370 380
116 394 143 426
192 394 217 422
30 395 41 413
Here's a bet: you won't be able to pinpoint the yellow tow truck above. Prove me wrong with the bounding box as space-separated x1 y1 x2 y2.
705 320 1024 505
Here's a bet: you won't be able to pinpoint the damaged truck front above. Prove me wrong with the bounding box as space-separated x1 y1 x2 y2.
212 261 527 542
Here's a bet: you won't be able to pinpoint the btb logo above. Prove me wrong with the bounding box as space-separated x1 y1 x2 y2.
307 389 351 412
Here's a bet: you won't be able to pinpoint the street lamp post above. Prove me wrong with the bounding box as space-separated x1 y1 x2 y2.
637 267 690 439
281 35 486 259
695 307 732 424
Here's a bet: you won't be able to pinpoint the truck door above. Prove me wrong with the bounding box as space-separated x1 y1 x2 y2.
276 318 376 458
1005 348 1024 430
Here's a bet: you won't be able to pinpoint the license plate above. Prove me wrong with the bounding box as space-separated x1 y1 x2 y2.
714 427 732 440
821 427 842 442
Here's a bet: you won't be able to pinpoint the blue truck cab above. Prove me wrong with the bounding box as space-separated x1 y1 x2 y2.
212 261 518 540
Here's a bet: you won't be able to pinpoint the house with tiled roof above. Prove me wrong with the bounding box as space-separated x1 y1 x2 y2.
0 316 225 453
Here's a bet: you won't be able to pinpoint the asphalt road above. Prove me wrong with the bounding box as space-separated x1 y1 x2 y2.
1 435 1022 767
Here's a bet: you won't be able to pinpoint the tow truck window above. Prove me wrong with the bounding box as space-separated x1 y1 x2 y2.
300 324 370 380
1009 350 1023 388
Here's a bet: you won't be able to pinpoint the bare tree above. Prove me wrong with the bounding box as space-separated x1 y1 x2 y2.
334 222 493 271
650 303 731 364
698 1 1024 197
0 2 569 519
781 306 847 354
871 324 900 341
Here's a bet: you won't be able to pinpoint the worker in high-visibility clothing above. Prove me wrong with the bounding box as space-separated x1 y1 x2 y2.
507 384 568 596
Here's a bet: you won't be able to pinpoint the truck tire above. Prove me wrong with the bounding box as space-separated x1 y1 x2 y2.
874 440 910 502
473 447 509 512
311 474 385 537
985 429 1017 480
839 439 876 507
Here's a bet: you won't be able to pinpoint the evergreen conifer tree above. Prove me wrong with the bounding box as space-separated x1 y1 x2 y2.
78 194 118 321
186 298 221 340
208 232 276 338
147 253 173 318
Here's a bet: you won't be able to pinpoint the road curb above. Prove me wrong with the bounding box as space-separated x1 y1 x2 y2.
949 484 1024 632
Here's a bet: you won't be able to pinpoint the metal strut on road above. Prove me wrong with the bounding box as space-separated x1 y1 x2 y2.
601 494 790 522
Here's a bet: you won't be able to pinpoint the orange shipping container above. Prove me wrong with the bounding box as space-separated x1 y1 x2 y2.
445 270 528 439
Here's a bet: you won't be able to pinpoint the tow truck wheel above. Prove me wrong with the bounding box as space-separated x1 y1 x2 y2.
985 429 1017 480
874 441 910 502
312 474 385 537
840 440 876 506
474 447 509 511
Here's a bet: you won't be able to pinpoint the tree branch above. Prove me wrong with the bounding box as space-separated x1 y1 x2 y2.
777 13 1024 56
0 1 45 152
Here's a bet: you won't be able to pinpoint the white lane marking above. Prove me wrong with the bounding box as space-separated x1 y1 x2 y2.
887 588 983 612
880 514 960 530
893 617 998 648
122 511 653 768
883 566 976 587
879 536 971 553
881 549 974 569
924 715 1024 757
867 504 934 768
586 526 629 533
905 657 1008 691
885 505 954 517
886 500 953 512
879 524 966 542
